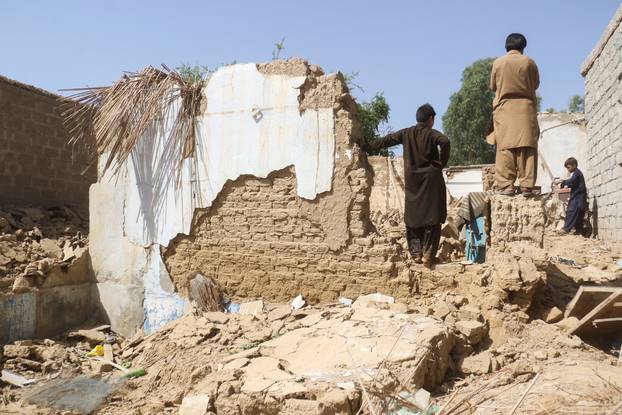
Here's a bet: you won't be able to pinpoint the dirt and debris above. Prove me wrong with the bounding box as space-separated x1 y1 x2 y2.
3 229 622 414
0 206 88 294
2 194 622 414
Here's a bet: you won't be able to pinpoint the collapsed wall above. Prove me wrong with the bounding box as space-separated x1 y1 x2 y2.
90 59 413 337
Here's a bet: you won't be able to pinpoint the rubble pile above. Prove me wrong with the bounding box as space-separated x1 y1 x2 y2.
1 198 622 414
0 206 88 294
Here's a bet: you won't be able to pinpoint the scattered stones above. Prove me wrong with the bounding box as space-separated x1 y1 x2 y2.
457 305 483 322
239 300 264 316
543 307 563 324
433 302 452 319
0 206 88 294
455 320 488 345
204 312 229 325
461 351 492 375
179 394 211 415
556 317 580 331
352 292 395 309
268 305 291 321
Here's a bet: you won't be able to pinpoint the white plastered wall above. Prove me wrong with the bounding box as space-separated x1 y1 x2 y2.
536 113 587 192
90 63 336 336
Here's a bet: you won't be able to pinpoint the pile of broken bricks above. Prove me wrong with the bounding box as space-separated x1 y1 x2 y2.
0 205 88 294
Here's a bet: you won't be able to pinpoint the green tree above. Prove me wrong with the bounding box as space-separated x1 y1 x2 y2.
568 94 585 113
442 58 496 166
356 93 393 157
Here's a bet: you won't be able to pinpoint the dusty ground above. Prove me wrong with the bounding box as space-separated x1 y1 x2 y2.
2 199 622 414
2 227 621 414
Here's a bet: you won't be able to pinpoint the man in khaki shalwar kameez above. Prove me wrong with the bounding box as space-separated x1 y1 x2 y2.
488 33 540 195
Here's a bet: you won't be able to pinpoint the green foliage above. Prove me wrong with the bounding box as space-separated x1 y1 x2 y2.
176 61 238 83
544 107 556 113
272 37 286 60
176 64 212 83
442 58 496 166
568 94 585 113
356 93 393 157
343 71 364 94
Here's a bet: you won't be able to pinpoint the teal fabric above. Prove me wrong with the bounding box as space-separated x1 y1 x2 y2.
466 215 486 263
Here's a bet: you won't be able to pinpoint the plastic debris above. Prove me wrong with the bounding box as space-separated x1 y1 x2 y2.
339 297 353 306
225 301 240 313
549 255 579 267
291 294 306 310
86 345 104 357
120 368 146 379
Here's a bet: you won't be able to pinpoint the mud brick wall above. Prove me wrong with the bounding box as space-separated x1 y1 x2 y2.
582 4 622 241
164 166 415 303
162 69 415 303
489 195 545 250
0 75 94 208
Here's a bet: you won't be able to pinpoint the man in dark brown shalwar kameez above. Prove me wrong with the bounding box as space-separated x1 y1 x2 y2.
362 104 450 269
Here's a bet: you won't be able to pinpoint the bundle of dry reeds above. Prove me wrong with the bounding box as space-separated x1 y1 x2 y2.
62 65 204 185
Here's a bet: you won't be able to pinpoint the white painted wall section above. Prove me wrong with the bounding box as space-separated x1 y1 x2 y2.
90 63 337 335
536 113 587 192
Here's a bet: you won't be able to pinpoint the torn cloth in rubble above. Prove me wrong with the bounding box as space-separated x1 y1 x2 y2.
455 191 494 229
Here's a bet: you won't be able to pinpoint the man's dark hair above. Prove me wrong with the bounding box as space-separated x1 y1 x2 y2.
416 103 436 123
505 33 527 52
564 157 578 168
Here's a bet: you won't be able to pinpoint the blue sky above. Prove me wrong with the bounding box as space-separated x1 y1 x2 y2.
1 0 619 135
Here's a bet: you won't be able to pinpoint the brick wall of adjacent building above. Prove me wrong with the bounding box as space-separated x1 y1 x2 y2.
582 5 622 241
0 75 94 208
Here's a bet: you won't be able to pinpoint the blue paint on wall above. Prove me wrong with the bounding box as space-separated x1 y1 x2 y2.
0 292 37 343
141 246 188 334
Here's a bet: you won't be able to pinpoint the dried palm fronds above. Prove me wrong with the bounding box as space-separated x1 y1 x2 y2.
62 65 205 187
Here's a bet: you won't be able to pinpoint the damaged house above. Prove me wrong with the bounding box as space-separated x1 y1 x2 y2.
1 7 622 412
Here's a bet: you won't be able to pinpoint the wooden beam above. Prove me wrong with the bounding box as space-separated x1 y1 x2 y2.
565 286 622 319
592 317 622 326
570 291 622 335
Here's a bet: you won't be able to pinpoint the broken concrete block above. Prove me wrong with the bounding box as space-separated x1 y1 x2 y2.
38 238 63 260
433 302 451 320
352 293 395 309
555 316 580 331
412 388 431 410
204 312 229 325
457 305 483 322
455 320 488 345
268 305 291 321
238 300 264 316
461 351 492 375
281 398 323 415
543 307 563 324
179 394 211 415
388 303 408 314
12 276 34 294
319 389 351 415
533 350 548 361
70 329 107 345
